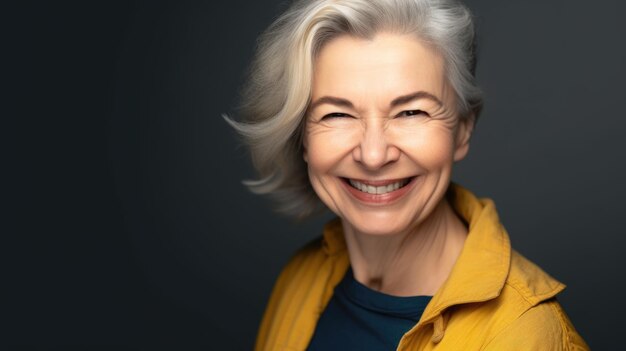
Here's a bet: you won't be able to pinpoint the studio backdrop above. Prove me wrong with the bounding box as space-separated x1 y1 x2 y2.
5 0 625 349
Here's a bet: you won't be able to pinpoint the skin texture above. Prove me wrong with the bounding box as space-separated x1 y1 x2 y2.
303 33 475 296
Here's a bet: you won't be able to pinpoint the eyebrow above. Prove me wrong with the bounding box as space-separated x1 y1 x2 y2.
308 91 443 111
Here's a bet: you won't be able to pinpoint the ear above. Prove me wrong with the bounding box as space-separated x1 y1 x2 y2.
453 113 475 162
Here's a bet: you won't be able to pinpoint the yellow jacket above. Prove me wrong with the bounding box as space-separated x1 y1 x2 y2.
255 184 589 350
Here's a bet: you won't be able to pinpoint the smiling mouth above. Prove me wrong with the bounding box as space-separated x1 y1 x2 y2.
346 178 413 195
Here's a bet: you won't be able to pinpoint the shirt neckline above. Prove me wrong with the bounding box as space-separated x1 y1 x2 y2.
339 267 432 317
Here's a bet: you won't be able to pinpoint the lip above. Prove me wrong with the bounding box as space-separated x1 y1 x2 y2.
340 176 417 205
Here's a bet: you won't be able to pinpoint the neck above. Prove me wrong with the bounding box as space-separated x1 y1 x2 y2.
342 198 468 297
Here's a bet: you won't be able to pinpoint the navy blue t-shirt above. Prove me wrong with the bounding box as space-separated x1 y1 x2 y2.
307 267 432 350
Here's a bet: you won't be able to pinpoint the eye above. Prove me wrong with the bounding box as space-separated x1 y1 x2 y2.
322 112 352 119
396 109 429 118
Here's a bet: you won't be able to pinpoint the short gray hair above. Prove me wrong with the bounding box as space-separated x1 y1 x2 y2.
225 0 483 218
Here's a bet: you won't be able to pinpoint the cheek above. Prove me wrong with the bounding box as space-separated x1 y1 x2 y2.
305 126 359 174
392 125 456 167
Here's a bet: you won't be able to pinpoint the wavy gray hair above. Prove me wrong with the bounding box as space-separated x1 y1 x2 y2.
225 0 483 218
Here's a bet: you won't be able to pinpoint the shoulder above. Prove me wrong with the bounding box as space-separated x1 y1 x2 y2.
506 250 565 305
254 237 326 350
481 251 588 350
255 236 349 351
481 299 589 350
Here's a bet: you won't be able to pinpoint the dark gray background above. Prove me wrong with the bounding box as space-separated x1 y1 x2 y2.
5 0 624 349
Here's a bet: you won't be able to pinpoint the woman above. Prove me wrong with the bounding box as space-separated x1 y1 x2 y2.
226 0 589 349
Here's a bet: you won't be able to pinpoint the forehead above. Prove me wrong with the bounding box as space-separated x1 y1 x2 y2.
312 33 448 104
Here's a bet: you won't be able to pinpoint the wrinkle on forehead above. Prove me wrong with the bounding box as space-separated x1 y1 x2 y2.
311 32 456 116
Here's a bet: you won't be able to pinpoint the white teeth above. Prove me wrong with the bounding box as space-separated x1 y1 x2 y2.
348 179 410 195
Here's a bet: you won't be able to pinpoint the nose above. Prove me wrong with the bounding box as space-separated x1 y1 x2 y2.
352 119 400 170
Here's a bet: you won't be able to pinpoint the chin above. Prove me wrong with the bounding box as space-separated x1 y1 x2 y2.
344 213 415 237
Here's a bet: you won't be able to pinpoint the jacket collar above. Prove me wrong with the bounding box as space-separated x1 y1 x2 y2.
421 182 511 320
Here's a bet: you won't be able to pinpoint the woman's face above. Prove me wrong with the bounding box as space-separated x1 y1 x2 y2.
303 33 473 236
